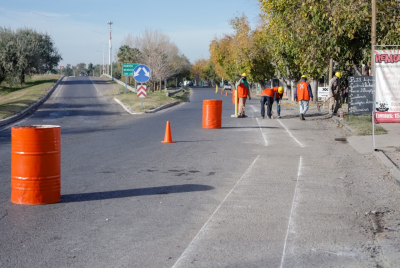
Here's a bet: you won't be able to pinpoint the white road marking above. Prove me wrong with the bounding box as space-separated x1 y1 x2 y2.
171 155 261 268
255 118 268 146
277 119 305 147
251 104 258 112
90 77 100 93
280 156 303 268
54 78 67 98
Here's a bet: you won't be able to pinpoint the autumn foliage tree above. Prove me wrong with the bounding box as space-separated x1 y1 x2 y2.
209 15 276 87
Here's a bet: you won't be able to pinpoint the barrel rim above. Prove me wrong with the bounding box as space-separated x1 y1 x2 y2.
12 125 61 129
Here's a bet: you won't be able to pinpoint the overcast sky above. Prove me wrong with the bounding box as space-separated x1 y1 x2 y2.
0 0 262 67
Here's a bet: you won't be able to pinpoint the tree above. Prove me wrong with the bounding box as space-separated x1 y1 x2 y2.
76 63 87 75
88 63 94 76
63 64 73 76
209 15 275 86
133 29 189 91
117 45 140 83
0 27 62 85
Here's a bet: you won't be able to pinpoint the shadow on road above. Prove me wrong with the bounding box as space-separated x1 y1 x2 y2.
61 184 214 203
221 126 278 129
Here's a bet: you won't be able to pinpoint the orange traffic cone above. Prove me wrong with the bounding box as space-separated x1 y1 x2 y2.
161 121 175 143
225 91 228 96
221 90 223 95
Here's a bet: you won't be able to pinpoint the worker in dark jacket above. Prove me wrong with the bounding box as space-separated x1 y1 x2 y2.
295 75 313 120
273 86 284 118
260 87 283 119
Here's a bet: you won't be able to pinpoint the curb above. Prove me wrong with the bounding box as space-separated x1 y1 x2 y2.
146 101 181 113
0 76 65 127
374 150 400 187
166 88 183 97
113 97 143 115
331 116 354 134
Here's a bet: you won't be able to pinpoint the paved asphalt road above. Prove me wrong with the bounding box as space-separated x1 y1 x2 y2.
0 77 399 267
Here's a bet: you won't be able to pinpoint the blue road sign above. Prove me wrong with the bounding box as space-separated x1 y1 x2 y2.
133 64 151 83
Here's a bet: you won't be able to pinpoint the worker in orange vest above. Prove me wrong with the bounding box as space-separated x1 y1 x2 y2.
237 73 251 118
295 75 314 120
260 86 284 119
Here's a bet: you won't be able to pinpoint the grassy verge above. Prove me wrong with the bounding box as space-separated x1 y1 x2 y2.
0 74 62 119
346 114 387 136
114 87 191 112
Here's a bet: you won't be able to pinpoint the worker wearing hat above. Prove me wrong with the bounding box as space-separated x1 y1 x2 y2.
260 86 284 119
328 72 342 116
237 73 251 118
273 86 284 118
295 75 313 120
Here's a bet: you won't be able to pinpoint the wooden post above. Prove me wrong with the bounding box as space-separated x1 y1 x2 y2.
371 0 376 76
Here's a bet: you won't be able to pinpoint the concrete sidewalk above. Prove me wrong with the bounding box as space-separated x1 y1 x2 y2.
347 123 400 155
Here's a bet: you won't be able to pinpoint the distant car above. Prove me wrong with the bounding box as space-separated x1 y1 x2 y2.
203 82 209 87
223 81 232 91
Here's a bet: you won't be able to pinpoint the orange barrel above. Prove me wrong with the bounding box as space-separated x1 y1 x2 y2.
232 90 236 104
11 125 61 205
203 100 223 129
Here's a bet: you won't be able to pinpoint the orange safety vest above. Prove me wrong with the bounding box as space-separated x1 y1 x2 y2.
261 88 276 98
237 82 249 98
297 81 310 101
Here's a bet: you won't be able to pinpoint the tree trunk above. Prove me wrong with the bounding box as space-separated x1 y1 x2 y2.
352 61 363 76
290 80 296 101
310 79 318 103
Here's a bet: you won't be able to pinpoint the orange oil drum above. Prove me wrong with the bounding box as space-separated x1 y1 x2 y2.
202 100 222 129
11 125 61 205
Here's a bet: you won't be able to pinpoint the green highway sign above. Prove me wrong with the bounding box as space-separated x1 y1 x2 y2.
122 63 139 76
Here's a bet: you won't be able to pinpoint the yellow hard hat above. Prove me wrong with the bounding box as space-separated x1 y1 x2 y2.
278 87 284 94
301 75 307 79
335 72 342 78
241 73 247 77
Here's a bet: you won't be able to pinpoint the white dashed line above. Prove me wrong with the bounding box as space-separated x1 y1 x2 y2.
277 119 305 147
171 155 261 268
280 156 303 268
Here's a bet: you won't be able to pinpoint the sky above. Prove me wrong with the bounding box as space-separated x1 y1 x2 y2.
0 0 262 67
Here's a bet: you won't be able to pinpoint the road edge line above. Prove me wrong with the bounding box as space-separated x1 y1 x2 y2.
280 156 303 268
277 119 305 148
171 155 261 268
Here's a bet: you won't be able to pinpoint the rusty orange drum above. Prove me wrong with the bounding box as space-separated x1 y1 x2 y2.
11 125 61 205
202 100 222 129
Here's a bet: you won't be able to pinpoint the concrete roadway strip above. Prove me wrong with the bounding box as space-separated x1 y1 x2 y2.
172 155 261 268
276 119 305 148
255 117 268 146
280 156 303 268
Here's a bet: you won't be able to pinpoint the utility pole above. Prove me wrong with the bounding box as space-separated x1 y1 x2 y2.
107 21 113 80
371 0 376 76
329 59 333 82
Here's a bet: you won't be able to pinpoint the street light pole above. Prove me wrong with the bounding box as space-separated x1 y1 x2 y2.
31 12 51 35
371 0 376 76
107 21 113 79
91 31 107 75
